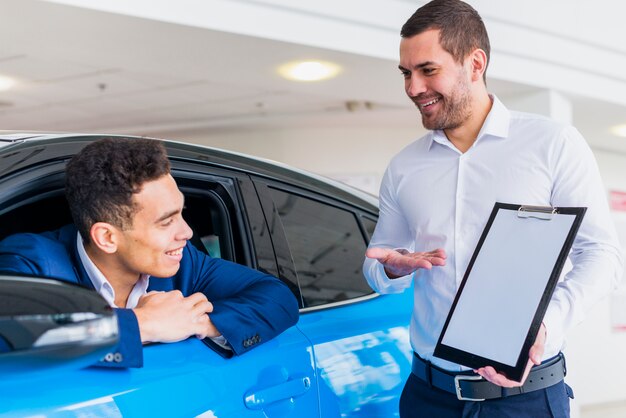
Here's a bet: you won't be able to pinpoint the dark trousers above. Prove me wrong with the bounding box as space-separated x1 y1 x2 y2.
399 372 574 418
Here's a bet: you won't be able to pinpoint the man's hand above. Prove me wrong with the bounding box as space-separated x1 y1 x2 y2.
475 323 547 387
134 290 220 343
366 247 446 278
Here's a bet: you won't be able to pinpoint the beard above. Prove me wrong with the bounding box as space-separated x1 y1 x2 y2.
414 73 472 131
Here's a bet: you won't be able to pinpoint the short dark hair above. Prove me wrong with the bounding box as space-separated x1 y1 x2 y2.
401 0 490 81
65 137 171 243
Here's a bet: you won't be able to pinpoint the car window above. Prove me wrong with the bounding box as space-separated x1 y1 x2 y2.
361 217 377 240
0 167 241 266
174 172 248 266
0 169 70 241
267 187 373 308
173 168 274 276
182 193 230 260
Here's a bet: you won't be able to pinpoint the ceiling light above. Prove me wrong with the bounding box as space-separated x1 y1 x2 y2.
278 61 341 82
610 124 626 138
0 75 16 91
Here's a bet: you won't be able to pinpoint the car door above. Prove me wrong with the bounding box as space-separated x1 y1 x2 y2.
0 160 320 418
0 313 317 418
254 179 414 417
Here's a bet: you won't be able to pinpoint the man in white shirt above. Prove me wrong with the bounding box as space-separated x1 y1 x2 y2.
363 0 623 416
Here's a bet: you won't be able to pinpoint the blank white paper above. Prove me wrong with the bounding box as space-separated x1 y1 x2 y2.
440 209 576 366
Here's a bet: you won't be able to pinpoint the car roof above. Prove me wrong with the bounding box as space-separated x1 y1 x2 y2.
0 132 378 213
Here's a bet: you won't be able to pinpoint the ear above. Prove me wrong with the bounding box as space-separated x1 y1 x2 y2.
89 222 120 254
467 48 487 82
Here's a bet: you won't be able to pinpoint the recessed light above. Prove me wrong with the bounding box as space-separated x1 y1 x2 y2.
0 74 16 91
610 124 626 138
278 60 341 82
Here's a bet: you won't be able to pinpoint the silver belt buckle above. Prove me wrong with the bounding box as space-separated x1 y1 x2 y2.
454 375 485 401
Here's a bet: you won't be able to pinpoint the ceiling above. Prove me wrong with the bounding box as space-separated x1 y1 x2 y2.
1 0 626 155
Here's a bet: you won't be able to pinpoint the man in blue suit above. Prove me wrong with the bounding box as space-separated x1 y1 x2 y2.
0 137 299 368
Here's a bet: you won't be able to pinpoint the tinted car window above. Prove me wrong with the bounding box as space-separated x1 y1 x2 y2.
268 188 373 308
182 194 227 258
174 169 252 267
361 217 377 240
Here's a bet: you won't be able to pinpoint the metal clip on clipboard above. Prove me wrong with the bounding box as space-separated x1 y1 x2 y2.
517 205 557 221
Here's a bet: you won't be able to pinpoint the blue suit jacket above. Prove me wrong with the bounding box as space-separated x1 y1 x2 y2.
0 225 299 368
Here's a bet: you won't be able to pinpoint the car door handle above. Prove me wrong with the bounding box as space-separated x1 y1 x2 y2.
244 376 312 409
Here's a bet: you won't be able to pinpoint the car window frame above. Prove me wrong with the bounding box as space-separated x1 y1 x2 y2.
170 159 282 269
170 160 301 302
171 165 246 264
0 150 376 314
0 160 73 240
251 177 379 313
0 155 294 294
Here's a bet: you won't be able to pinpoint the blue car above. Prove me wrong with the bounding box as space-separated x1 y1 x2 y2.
0 134 413 417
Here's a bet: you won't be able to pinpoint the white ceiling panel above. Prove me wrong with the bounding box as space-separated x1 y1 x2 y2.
0 0 625 154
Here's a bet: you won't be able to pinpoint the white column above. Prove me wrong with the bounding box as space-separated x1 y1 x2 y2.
502 90 573 126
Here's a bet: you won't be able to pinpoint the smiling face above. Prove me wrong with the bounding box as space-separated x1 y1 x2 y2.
114 174 193 279
399 29 474 131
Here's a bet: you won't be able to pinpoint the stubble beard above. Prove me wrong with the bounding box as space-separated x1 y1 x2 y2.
419 75 472 131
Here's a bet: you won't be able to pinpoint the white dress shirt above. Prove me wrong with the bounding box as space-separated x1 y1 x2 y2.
76 232 149 309
364 95 623 371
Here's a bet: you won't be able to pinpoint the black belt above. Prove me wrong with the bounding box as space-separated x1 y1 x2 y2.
411 352 566 401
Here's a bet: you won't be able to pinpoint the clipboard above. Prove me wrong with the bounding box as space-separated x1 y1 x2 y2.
433 202 586 382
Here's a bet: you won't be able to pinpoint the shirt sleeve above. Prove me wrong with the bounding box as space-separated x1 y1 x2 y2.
363 163 418 294
542 126 624 354
210 335 231 350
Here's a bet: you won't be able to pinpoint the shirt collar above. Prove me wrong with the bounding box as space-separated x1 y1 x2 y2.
76 232 150 309
427 94 510 151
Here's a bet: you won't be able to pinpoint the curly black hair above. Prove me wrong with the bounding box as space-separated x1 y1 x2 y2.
65 137 171 243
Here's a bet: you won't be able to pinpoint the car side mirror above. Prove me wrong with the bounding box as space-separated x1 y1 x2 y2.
0 275 118 374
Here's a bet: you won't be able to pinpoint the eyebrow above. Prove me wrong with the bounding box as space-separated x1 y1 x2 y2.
155 209 180 224
398 61 437 72
155 194 185 223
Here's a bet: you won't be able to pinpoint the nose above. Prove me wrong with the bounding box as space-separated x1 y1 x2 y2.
177 218 194 242
406 74 427 98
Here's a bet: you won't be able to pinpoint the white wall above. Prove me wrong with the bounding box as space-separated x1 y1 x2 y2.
566 150 626 412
